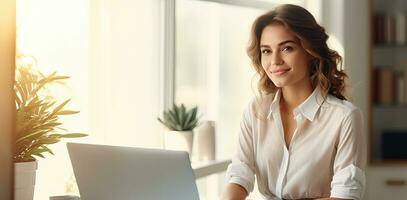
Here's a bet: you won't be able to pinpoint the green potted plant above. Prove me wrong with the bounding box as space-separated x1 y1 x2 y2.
158 104 198 155
14 55 87 200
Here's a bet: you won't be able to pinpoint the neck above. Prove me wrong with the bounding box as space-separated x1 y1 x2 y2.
280 82 313 112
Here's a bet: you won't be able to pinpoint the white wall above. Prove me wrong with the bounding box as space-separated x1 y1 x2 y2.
342 0 370 123
315 0 370 117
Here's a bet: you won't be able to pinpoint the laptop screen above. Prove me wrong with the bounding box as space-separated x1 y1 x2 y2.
67 143 200 200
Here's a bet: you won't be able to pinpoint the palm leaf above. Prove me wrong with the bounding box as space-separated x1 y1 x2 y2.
13 61 87 162
50 99 71 116
37 137 60 145
41 145 54 155
57 110 79 115
32 153 45 158
14 92 22 107
60 133 88 138
15 83 28 104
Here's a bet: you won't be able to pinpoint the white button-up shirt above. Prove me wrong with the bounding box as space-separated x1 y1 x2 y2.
226 89 366 200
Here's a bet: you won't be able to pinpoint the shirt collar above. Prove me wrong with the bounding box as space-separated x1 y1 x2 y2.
294 88 324 121
267 88 324 122
267 89 282 120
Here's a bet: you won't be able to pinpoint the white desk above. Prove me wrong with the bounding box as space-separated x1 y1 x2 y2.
191 159 231 199
192 159 231 179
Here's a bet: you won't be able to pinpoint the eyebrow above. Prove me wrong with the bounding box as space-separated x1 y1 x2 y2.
260 40 297 48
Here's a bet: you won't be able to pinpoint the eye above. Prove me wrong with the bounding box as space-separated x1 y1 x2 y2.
282 46 293 52
261 49 271 54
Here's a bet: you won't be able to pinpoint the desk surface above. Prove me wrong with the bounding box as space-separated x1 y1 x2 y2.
192 159 231 179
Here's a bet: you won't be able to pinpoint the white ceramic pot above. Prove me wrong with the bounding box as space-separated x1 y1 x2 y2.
14 161 38 200
194 121 216 161
164 130 194 156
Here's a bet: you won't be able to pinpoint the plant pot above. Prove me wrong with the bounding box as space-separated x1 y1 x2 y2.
164 130 194 156
14 161 38 200
194 121 216 161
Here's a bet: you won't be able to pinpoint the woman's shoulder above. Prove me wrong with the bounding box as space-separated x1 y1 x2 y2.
244 93 275 118
325 94 360 115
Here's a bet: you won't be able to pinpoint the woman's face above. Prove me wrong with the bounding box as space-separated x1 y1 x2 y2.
260 23 312 89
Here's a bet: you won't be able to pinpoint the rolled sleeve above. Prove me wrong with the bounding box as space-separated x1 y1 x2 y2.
226 100 257 193
330 108 366 200
226 160 255 193
330 164 366 200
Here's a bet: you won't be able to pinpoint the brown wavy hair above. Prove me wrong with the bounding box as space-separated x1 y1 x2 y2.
248 4 347 101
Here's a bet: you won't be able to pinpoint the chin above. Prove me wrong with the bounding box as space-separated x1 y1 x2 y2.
271 80 286 88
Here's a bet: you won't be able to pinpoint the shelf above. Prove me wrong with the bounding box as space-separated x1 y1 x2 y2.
374 44 407 49
369 0 407 168
370 159 407 166
373 104 407 108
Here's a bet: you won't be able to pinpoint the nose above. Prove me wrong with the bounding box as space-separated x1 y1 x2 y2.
271 52 284 65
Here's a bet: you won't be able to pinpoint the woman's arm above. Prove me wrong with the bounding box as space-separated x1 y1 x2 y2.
220 183 248 200
222 100 257 199
329 109 366 200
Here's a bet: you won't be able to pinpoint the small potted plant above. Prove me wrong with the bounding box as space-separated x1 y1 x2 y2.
14 55 87 200
158 104 198 155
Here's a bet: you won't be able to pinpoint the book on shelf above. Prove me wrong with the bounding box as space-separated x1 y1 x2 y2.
405 64 407 104
373 14 385 44
373 12 407 45
396 72 405 104
396 12 407 45
373 67 407 105
373 68 396 105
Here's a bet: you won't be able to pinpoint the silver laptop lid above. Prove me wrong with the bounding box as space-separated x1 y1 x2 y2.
67 143 199 200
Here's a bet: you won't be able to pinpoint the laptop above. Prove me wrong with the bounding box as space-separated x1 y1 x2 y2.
66 143 200 200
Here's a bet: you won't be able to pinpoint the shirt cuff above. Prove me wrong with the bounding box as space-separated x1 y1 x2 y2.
330 164 366 200
226 161 255 193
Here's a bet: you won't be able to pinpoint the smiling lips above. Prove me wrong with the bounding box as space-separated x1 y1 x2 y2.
271 68 291 76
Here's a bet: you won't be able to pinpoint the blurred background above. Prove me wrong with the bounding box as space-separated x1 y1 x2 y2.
3 0 407 199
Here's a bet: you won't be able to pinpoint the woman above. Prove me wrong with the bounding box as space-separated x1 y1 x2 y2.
221 4 366 200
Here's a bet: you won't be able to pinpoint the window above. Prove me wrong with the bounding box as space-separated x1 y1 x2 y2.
17 0 163 199
175 0 267 160
175 1 269 198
